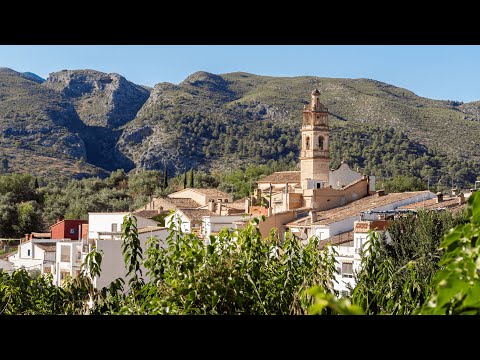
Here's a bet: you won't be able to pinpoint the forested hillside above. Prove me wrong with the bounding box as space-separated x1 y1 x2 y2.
1 68 479 186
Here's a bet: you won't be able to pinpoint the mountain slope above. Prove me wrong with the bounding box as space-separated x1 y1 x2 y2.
0 68 105 178
118 71 480 178
0 68 479 186
44 69 150 128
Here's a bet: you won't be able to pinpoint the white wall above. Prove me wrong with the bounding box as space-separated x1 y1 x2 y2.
54 241 82 286
202 215 246 237
94 229 168 290
0 259 13 271
165 212 191 234
329 163 362 189
332 257 356 295
88 213 127 240
313 226 330 241
19 241 33 259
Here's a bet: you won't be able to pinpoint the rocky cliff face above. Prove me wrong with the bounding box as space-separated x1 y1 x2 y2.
0 68 105 178
45 69 150 128
2 67 480 182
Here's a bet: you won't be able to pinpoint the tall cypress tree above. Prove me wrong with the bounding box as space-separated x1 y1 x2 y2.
34 177 39 189
163 163 168 189
183 168 187 189
190 168 194 188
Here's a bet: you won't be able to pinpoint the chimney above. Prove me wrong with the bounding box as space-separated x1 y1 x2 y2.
376 190 385 197
309 210 317 223
216 201 222 215
436 192 443 203
458 193 465 205
208 200 216 212
245 198 250 214
452 188 458 196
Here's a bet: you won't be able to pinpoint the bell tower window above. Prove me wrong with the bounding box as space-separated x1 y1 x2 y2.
318 136 324 150
305 136 310 150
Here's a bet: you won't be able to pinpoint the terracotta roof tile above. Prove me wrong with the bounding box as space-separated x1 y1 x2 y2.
35 242 57 252
319 231 354 249
138 226 166 234
287 191 432 227
169 188 231 198
166 198 201 208
257 171 300 184
180 209 217 222
191 188 231 197
397 196 465 211
133 210 160 219
31 232 51 238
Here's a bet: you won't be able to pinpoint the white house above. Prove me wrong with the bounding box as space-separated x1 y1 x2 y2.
286 191 435 242
8 239 64 274
285 190 436 295
83 212 168 290
201 214 249 239
55 241 82 286
164 208 216 235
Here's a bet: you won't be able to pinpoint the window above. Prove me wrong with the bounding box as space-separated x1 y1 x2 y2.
61 245 70 263
316 183 321 189
225 199 228 203
305 136 310 150
70 228 76 234
27 249 31 256
318 136 324 150
111 223 118 232
342 262 354 278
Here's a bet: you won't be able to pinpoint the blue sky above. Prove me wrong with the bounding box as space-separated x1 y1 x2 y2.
0 45 479 102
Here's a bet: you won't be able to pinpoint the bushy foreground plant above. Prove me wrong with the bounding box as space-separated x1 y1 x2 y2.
1 191 479 315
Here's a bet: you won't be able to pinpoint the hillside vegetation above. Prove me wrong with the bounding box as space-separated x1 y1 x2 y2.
0 68 479 186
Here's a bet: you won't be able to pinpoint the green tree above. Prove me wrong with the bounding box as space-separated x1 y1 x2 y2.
15 201 42 235
163 163 168 190
381 175 427 193
420 191 480 314
189 168 194 188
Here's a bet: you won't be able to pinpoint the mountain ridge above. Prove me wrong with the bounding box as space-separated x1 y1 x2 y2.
0 67 478 186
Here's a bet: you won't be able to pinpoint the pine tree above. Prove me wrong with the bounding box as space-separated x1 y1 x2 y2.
190 168 194 188
163 163 168 189
183 168 187 189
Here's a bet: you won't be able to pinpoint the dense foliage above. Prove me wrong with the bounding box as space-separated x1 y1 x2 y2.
1 192 479 315
329 125 479 190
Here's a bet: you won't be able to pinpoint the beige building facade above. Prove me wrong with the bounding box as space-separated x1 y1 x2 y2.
250 89 375 216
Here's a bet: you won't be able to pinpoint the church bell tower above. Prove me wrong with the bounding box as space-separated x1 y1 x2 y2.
300 89 330 190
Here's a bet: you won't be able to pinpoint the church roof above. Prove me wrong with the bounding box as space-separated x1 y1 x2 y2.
257 171 300 184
